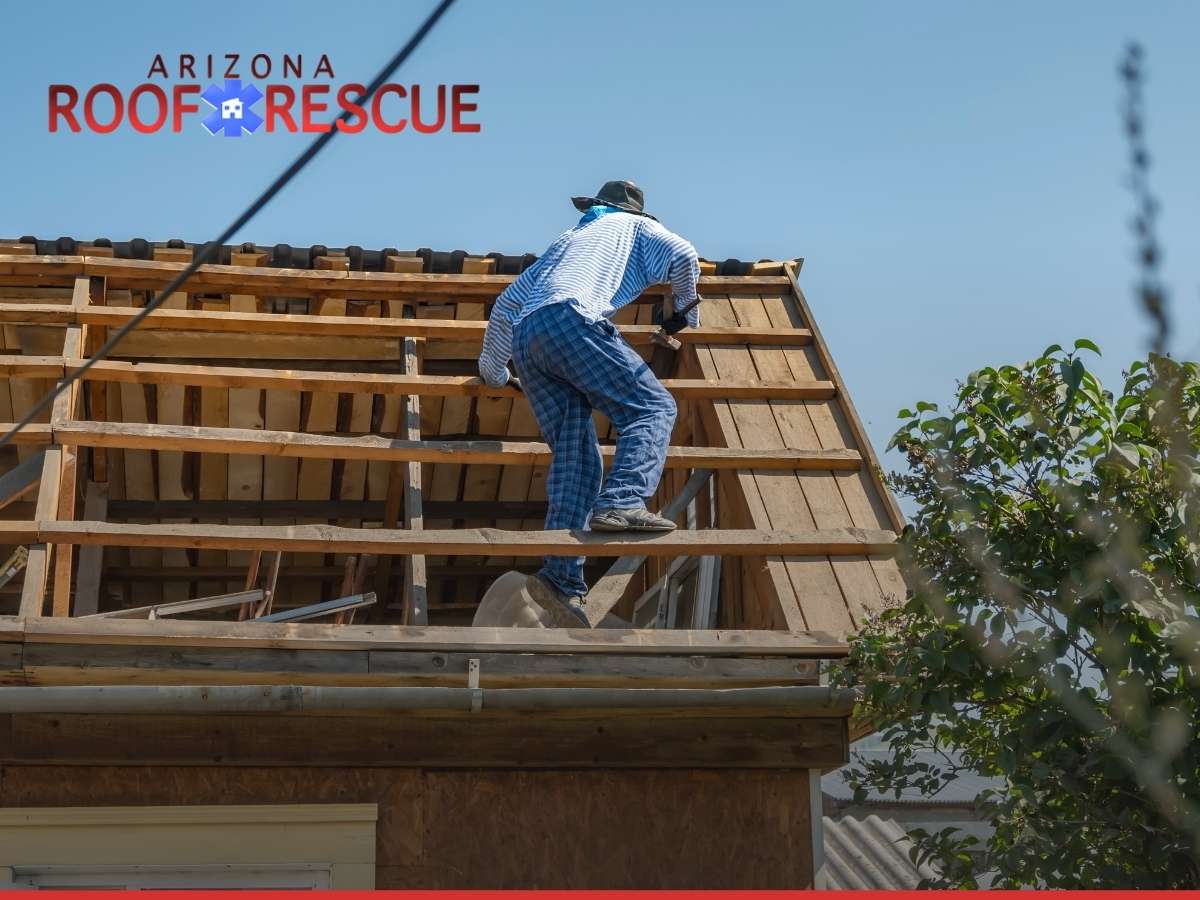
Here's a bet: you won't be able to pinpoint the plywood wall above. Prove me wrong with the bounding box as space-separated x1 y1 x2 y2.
0 764 815 888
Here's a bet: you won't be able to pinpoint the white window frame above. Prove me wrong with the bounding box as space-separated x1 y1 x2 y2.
631 554 721 630
0 804 376 890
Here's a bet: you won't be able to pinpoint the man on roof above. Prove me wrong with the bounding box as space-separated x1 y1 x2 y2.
478 180 701 628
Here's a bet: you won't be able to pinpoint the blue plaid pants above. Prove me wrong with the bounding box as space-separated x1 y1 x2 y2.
513 302 677 597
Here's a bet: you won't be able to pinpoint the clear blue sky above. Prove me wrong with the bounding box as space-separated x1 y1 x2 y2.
2 1 1197 471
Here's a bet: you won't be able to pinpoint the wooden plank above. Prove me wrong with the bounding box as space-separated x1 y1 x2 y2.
108 289 159 606
0 712 848 769
52 421 862 470
293 255 349 603
70 481 107 616
15 612 848 655
784 263 905 532
451 258 499 587
0 255 792 300
17 448 62 617
0 423 52 445
87 279 110 482
17 640 817 688
0 303 814 346
401 315 427 625
752 293 895 627
694 300 827 631
193 295 232 595
226 251 267 572
32 520 896 557
50 278 94 615
52 358 835 401
151 250 192 604
735 294 887 630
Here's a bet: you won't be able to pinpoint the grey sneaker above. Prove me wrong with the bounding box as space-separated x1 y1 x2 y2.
524 575 590 628
589 507 677 532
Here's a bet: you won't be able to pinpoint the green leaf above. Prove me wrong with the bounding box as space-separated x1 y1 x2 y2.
1073 338 1102 356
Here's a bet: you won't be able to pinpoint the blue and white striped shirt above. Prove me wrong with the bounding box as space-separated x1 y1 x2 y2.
478 209 701 386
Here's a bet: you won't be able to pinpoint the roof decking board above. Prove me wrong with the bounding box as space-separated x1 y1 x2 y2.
697 296 846 632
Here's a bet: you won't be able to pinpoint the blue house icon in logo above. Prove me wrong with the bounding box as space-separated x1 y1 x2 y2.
200 79 264 137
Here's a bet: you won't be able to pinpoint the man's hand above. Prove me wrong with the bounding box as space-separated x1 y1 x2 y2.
507 370 523 393
660 311 690 336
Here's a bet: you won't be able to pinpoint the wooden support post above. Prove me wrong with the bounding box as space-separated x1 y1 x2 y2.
294 254 350 604
227 250 268 577
151 248 192 604
399 306 428 624
238 549 262 620
196 277 236 598
51 276 96 616
583 469 715 626
110 286 157 607
253 550 283 618
18 447 62 617
71 480 108 616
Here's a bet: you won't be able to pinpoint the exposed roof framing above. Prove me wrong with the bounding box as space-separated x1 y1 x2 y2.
0 248 904 653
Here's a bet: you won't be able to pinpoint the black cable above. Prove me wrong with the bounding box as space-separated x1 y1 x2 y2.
0 0 457 451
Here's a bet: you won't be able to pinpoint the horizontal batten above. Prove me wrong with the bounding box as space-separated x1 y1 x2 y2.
14 520 898 557
61 359 836 400
0 255 792 300
0 303 813 347
54 421 862 471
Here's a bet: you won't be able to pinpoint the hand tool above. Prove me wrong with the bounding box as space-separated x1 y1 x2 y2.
649 294 705 351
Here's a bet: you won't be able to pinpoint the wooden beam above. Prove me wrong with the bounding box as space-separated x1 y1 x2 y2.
99 563 546 582
0 356 836 401
30 520 897 557
58 359 837 401
50 276 91 617
0 450 46 512
400 312 427 625
17 448 62 618
71 481 108 616
15 639 819 688
0 303 814 347
0 712 848 769
0 423 52 445
14 612 848 656
106 498 550 520
53 421 863 470
584 469 715 626
0 255 793 300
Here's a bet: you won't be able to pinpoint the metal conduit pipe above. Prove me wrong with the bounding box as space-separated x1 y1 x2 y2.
0 684 858 715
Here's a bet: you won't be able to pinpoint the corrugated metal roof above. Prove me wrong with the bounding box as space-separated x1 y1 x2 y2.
825 749 1003 807
823 814 939 889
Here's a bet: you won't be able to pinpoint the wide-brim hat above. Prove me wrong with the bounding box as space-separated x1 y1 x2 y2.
571 180 657 221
